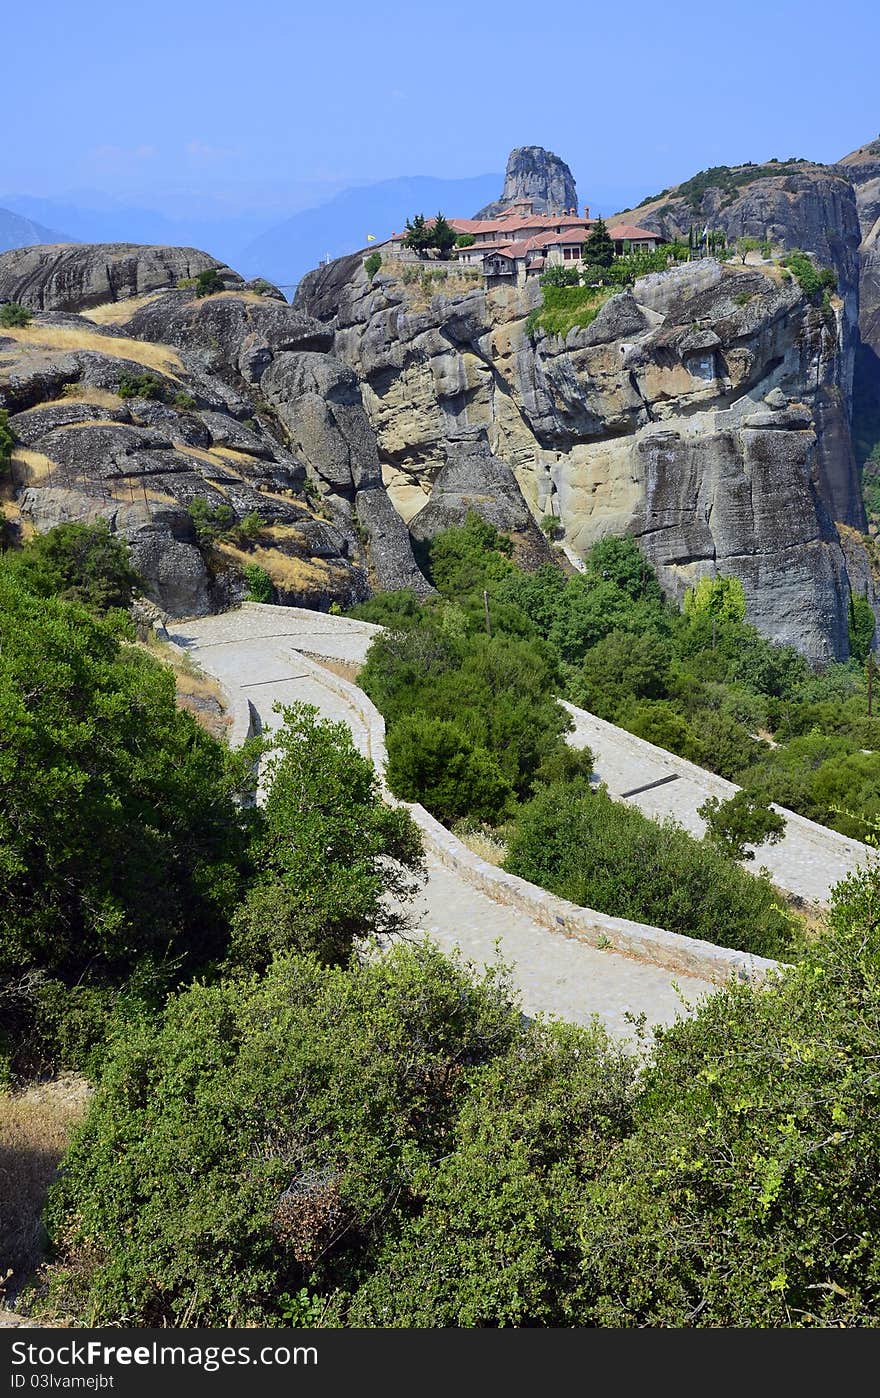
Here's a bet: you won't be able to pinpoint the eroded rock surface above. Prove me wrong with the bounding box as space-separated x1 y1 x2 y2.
297 249 864 662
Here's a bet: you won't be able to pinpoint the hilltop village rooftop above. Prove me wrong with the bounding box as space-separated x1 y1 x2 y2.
384 201 660 281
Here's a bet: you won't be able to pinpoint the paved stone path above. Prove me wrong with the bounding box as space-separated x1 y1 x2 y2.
171 606 716 1042
564 704 871 905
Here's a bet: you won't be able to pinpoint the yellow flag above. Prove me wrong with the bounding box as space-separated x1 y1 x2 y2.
366 233 376 242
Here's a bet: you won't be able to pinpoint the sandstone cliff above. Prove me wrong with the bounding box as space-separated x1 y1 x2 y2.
474 147 578 219
296 250 862 663
0 244 431 614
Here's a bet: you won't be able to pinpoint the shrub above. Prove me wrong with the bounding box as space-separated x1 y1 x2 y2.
194 267 225 298
237 510 265 543
455 232 476 248
579 866 880 1326
698 789 786 861
0 572 249 987
0 301 32 328
540 265 580 288
364 251 381 281
5 520 142 613
781 250 837 299
243 563 273 602
504 782 798 958
231 703 424 969
172 391 196 410
117 372 167 401
188 495 235 546
684 574 747 623
42 943 520 1326
385 713 514 825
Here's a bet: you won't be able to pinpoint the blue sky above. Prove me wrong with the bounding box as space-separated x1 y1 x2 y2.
5 0 878 218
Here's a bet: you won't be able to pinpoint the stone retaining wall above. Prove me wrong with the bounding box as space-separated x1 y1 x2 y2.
564 700 871 863
292 650 779 986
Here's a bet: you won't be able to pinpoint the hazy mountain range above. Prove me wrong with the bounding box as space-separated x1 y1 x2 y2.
0 172 503 292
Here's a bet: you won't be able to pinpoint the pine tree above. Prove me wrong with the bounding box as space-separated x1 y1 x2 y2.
431 212 456 258
582 216 614 269
403 213 432 255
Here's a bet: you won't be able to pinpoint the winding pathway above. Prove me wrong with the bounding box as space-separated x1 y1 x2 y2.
170 605 717 1041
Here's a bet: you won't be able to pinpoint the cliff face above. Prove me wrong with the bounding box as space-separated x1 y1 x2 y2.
474 147 578 219
0 244 431 615
626 165 865 527
297 252 861 663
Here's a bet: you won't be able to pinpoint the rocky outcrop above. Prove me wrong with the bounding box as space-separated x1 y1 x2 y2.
407 429 553 571
0 245 433 611
623 164 865 524
297 248 863 663
474 147 578 219
0 243 242 313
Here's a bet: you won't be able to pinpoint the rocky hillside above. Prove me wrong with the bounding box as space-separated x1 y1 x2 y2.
297 248 865 664
0 244 430 616
474 147 578 219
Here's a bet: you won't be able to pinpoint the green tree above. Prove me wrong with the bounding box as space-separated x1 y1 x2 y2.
0 302 32 328
849 590 876 664
582 217 614 269
683 573 747 623
42 943 521 1326
0 572 249 984
385 713 513 825
569 630 673 720
455 232 476 248
698 789 786 861
6 520 142 613
194 267 224 297
431 212 456 258
403 213 433 255
231 703 424 969
735 235 762 264
188 496 235 545
364 250 381 281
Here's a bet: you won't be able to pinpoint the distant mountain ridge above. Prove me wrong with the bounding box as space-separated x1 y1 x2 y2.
0 205 71 253
237 173 501 287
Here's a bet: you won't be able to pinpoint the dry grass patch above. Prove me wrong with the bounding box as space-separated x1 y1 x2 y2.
82 292 166 325
0 1078 91 1303
1 324 182 377
214 538 335 593
450 821 509 867
10 449 57 484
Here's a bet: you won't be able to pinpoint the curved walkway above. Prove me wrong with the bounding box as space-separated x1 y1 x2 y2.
170 606 718 1042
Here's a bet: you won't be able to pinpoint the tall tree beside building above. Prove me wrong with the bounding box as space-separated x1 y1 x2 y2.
431 213 456 258
403 213 433 254
582 217 614 269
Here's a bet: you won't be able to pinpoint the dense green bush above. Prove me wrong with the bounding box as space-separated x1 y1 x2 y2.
0 572 249 987
0 301 32 327
4 520 142 612
42 944 522 1326
117 372 168 401
504 781 798 958
194 267 225 297
578 867 880 1326
40 866 880 1327
188 495 235 545
231 703 423 970
385 714 513 824
243 562 274 602
364 251 381 281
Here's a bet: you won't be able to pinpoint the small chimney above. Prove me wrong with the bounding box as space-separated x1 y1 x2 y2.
583 205 590 219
